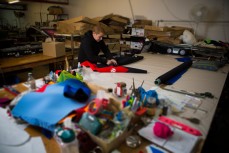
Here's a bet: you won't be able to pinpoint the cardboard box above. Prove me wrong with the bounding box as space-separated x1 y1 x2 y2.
86 126 133 153
144 25 171 31
74 82 135 153
59 16 98 25
57 22 94 34
42 42 65 57
145 30 183 37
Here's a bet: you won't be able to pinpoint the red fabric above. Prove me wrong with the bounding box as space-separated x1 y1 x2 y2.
72 106 87 122
153 121 173 139
81 61 129 73
36 84 49 92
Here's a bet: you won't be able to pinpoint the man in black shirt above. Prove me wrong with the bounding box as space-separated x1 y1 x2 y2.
78 25 117 65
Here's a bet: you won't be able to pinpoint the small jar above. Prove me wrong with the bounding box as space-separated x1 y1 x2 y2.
55 128 79 153
27 72 36 90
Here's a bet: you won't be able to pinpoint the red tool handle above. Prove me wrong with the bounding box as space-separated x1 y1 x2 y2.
158 116 202 136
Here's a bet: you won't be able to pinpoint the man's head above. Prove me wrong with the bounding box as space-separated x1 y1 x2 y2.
92 25 105 42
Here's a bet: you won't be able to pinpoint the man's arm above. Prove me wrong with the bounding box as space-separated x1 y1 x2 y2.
99 41 117 65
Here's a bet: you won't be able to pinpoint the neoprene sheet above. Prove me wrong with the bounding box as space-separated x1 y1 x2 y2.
155 60 192 85
12 79 90 132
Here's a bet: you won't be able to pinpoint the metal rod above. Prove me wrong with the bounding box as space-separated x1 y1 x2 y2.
158 19 229 23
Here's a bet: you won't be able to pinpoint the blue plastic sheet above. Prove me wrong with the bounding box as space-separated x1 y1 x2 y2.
12 79 91 132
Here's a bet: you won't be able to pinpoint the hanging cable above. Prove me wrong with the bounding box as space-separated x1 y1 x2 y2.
161 0 184 20
128 0 135 21
39 3 43 24
222 0 228 42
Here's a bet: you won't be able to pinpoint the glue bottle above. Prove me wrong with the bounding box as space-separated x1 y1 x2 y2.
27 72 36 90
55 127 79 153
75 62 84 81
77 62 83 75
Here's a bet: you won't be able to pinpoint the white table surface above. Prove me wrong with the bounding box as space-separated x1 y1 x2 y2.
84 52 229 139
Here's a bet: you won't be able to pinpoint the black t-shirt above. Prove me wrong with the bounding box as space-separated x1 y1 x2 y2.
78 31 112 64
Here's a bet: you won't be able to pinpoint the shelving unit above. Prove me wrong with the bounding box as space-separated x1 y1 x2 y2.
130 28 145 52
119 28 146 53
47 14 69 22
54 33 80 53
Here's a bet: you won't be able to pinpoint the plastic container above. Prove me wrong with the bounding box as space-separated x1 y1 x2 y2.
27 72 36 90
55 128 79 153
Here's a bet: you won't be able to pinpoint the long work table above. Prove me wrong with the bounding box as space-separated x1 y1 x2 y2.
0 52 73 73
83 52 229 152
0 52 228 153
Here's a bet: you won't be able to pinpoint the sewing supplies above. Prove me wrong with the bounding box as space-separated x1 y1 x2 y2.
79 112 102 135
114 82 127 97
153 121 174 139
88 98 109 115
88 90 109 115
161 86 214 99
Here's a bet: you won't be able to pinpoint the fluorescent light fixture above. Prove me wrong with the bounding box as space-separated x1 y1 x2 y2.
8 0 20 4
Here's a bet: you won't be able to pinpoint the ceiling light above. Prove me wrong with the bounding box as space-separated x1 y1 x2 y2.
8 0 20 4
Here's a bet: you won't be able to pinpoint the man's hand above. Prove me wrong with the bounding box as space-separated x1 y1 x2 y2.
107 59 117 65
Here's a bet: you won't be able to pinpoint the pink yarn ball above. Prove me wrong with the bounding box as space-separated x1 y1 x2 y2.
153 122 174 139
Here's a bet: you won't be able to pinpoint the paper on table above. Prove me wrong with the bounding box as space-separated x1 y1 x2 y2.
0 108 30 146
0 137 46 153
138 120 199 153
158 89 187 111
164 128 199 153
138 122 167 146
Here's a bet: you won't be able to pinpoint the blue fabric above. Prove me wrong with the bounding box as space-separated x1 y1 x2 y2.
138 87 159 105
165 57 191 85
166 69 187 85
12 79 91 132
63 81 91 102
176 57 192 62
148 145 165 153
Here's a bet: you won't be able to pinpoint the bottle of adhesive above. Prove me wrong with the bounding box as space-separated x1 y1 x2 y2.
55 128 79 153
27 72 36 90
77 62 83 75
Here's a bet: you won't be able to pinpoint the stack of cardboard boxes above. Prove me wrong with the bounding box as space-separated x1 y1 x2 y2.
56 13 130 35
55 14 130 52
144 25 193 45
49 15 194 55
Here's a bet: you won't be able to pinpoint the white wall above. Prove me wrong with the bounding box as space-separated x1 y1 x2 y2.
0 0 228 41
